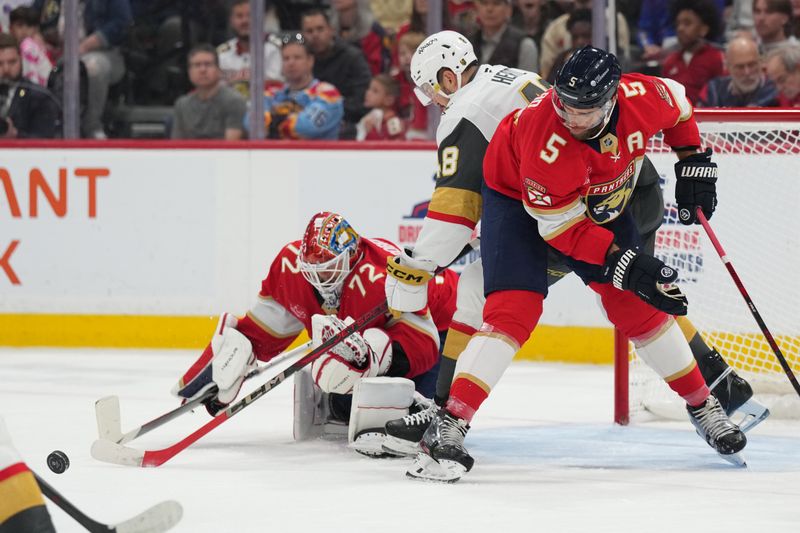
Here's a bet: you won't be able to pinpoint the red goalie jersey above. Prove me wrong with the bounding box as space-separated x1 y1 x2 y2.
484 73 702 266
234 237 457 378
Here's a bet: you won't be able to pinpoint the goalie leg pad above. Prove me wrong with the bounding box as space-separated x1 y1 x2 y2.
293 367 329 441
348 377 415 457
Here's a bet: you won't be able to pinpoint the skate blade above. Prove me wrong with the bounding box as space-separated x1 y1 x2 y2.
381 435 420 457
734 399 770 433
719 450 747 468
405 452 465 483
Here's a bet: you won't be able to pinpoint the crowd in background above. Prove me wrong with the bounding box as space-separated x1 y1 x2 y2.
1 0 799 140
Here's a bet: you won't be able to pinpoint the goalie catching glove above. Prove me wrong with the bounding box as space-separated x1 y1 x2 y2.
385 252 436 314
604 248 688 316
674 147 717 225
171 313 256 415
310 314 392 394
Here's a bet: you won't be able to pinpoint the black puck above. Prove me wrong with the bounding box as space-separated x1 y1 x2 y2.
47 450 70 474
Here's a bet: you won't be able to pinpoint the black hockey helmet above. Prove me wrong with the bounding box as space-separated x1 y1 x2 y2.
554 45 621 110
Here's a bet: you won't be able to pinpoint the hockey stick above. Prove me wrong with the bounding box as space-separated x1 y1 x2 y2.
95 341 313 445
697 208 800 397
33 471 182 533
91 301 389 468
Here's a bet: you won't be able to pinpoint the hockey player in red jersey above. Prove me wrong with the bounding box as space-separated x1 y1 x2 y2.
408 46 748 482
172 211 456 456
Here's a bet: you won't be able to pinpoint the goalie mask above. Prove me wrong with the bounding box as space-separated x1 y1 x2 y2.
552 45 621 140
299 212 362 301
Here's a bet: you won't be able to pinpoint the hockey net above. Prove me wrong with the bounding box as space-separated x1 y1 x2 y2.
616 109 800 425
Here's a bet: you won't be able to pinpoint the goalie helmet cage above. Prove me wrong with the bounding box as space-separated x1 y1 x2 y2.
614 108 800 425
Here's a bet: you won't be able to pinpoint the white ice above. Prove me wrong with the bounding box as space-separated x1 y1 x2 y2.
2 348 799 533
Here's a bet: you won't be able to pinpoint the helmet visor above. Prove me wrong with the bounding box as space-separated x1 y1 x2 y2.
413 83 436 106
552 92 613 132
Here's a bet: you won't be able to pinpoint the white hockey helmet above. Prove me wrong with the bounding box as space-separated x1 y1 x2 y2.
410 30 477 106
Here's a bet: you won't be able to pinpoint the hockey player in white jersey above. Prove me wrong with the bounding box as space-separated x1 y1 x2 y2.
382 31 765 481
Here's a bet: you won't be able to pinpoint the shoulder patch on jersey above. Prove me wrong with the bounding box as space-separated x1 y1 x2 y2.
655 81 674 108
524 177 552 206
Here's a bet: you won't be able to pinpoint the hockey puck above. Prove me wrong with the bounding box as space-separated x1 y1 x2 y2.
47 450 70 474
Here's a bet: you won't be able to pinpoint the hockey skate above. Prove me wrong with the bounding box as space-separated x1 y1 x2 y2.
382 393 436 457
406 409 474 483
687 395 747 467
696 349 770 432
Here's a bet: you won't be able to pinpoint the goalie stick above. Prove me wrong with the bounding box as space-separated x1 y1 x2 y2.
95 341 313 445
91 301 389 468
34 471 182 533
697 208 800 398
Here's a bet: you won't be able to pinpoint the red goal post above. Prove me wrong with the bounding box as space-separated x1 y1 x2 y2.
614 108 800 426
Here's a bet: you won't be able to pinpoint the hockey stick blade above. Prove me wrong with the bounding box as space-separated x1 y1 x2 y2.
94 341 313 446
697 208 800 398
34 471 182 533
92 302 388 467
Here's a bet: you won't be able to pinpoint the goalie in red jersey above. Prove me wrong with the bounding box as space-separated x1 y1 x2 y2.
172 211 457 457
410 46 748 483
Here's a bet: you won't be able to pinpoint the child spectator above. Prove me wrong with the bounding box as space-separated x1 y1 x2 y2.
661 0 725 104
8 6 52 86
393 31 428 139
357 73 406 140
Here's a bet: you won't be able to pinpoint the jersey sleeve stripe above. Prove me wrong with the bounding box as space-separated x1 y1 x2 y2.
538 212 588 241
524 196 583 216
247 297 304 338
428 186 482 225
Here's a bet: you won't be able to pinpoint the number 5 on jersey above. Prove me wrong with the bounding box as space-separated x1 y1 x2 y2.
540 133 567 164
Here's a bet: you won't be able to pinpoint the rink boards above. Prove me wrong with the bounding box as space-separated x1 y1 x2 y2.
0 142 796 363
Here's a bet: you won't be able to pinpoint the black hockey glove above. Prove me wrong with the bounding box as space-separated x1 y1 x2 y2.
603 248 688 316
674 148 717 225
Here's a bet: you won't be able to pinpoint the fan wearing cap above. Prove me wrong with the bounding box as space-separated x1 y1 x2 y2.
171 212 457 456
416 46 743 481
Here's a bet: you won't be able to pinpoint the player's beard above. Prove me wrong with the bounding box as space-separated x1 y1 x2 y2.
569 120 606 141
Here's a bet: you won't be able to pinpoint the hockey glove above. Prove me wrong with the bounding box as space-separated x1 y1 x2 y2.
604 248 688 316
674 148 717 225
310 314 393 394
171 313 256 416
385 252 435 314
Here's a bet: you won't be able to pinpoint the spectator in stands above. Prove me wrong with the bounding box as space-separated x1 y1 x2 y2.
698 36 778 107
539 0 630 79
257 34 344 140
393 31 427 139
545 8 591 84
0 32 60 138
217 0 282 98
369 0 412 35
662 0 725 104
512 0 547 48
356 73 405 140
754 0 798 52
33 0 133 139
765 43 800 105
172 44 246 140
8 6 52 87
393 0 451 69
469 0 538 71
302 8 371 139
330 0 391 75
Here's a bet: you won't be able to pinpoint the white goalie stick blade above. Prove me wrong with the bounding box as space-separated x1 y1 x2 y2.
91 438 145 467
112 500 183 533
405 452 467 483
96 396 124 443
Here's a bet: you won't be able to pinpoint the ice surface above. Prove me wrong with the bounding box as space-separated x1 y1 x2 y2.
2 348 799 533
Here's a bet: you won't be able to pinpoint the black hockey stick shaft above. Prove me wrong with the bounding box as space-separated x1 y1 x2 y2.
697 208 800 397
34 471 112 532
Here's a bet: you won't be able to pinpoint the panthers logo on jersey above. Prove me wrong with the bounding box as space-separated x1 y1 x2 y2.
585 160 636 224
